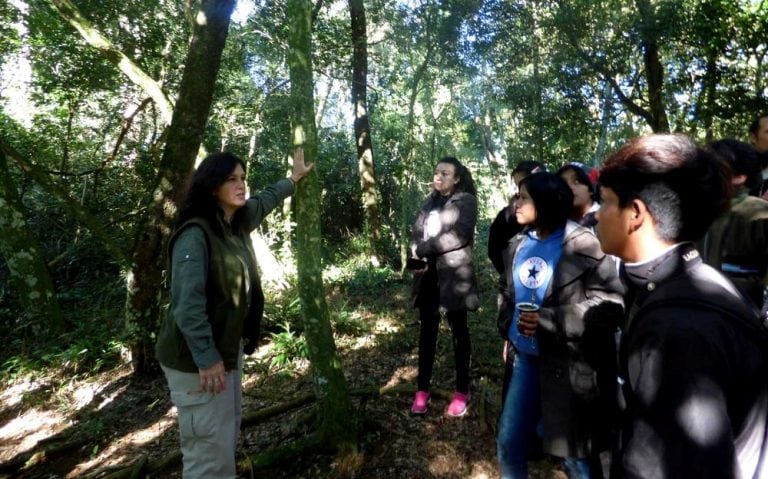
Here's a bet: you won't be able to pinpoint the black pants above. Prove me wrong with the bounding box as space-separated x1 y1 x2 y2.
417 305 471 394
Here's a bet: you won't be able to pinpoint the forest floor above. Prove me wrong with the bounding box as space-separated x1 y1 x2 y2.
0 260 567 479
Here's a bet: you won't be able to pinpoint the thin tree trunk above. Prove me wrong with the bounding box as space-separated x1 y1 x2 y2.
399 48 432 273
635 0 669 132
593 81 613 167
287 0 357 449
532 1 544 163
349 0 382 266
0 148 64 331
125 0 235 375
702 49 718 141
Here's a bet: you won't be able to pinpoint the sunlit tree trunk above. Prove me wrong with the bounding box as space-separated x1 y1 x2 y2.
125 0 235 375
349 0 382 266
635 0 669 133
287 0 357 449
593 81 613 167
399 50 432 273
0 148 64 332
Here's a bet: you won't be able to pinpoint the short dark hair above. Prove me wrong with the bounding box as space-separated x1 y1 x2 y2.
512 160 546 176
519 172 573 233
599 134 731 242
749 113 768 135
436 156 476 196
557 163 597 200
178 151 248 236
708 138 762 195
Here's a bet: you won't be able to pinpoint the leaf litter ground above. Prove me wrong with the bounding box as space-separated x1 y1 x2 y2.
0 268 566 478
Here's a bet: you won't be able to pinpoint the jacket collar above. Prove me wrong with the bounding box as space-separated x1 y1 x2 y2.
624 242 699 292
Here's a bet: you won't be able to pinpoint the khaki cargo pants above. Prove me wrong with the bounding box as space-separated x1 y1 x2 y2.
162 364 242 479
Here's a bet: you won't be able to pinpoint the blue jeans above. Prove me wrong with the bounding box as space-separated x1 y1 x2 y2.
497 352 597 479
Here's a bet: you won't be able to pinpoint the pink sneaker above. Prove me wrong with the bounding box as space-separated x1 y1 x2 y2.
446 392 469 417
410 391 430 415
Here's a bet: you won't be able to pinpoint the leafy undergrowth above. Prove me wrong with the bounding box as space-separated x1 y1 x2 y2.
0 259 567 478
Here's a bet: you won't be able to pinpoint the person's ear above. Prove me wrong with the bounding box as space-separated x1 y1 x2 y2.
628 199 647 230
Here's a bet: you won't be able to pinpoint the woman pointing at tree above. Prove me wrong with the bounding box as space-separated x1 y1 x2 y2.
155 148 311 478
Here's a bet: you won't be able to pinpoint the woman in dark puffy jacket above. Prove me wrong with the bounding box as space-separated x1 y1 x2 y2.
496 172 623 479
408 156 479 417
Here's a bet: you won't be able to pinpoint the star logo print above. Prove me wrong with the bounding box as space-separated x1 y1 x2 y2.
527 265 540 281
518 256 548 290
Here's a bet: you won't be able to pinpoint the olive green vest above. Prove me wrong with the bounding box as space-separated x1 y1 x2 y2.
156 217 258 372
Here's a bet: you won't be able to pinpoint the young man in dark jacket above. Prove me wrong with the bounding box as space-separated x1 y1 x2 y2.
595 134 768 479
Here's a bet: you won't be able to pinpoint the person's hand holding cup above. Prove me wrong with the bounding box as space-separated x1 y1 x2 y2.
516 302 540 337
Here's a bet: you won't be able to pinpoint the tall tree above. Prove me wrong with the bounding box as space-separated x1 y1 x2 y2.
125 0 235 375
287 0 358 451
349 0 383 266
634 0 670 132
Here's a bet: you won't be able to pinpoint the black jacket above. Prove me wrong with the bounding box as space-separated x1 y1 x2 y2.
488 205 523 274
410 191 480 312
616 243 768 479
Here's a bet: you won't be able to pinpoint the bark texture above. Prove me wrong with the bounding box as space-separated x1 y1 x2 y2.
0 147 64 331
350 0 382 264
287 0 357 449
125 0 235 375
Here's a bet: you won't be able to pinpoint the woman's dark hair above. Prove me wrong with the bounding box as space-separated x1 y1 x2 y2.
436 156 476 196
518 172 573 233
177 152 247 236
556 163 598 201
512 160 546 176
599 134 731 242
708 138 762 196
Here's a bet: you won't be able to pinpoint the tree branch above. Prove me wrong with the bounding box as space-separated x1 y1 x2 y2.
47 0 175 125
0 137 129 269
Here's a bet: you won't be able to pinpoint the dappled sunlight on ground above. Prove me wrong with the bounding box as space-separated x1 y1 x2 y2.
0 408 68 462
384 364 417 389
64 411 176 478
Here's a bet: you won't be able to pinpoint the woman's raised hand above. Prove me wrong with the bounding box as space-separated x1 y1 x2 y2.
290 147 314 183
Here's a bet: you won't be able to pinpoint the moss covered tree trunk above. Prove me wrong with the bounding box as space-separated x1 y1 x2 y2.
125 0 235 375
286 0 357 449
350 0 382 266
0 148 64 331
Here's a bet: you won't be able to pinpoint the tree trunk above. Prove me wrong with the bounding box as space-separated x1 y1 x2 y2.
0 137 128 267
349 0 382 266
125 0 235 375
635 0 669 133
0 148 64 332
286 0 357 449
399 49 432 272
593 81 613 167
701 48 718 141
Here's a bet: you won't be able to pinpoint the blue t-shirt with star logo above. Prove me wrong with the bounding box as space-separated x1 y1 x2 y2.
508 227 565 355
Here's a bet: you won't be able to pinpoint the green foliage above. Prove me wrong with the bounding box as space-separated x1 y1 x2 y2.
267 321 308 371
345 267 397 298
331 305 368 337
1 315 126 381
